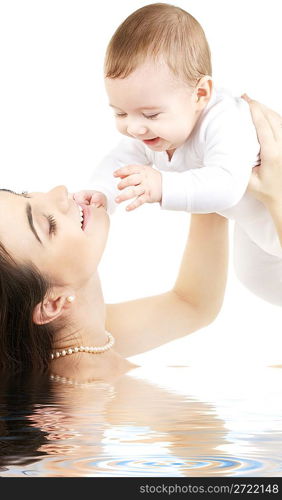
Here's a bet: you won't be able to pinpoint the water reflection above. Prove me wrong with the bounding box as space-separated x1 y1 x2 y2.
0 366 281 477
0 373 53 471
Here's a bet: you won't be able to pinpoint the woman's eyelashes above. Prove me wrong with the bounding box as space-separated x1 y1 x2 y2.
47 215 57 235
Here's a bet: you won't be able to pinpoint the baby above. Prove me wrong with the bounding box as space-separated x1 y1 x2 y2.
75 3 282 305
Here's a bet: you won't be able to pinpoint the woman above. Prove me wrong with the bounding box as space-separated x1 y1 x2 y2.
0 97 280 378
0 191 228 377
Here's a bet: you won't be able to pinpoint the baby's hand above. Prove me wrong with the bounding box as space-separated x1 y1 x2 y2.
114 164 162 211
73 190 107 208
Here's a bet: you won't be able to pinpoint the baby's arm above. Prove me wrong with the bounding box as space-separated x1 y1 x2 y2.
161 104 260 213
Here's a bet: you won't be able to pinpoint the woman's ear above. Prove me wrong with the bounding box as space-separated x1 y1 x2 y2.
194 77 213 109
33 290 75 325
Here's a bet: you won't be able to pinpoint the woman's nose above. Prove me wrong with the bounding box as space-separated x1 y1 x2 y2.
48 185 70 213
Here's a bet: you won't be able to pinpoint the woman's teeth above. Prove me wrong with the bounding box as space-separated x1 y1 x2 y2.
79 206 84 228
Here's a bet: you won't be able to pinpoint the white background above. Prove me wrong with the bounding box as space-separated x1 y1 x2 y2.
0 0 281 368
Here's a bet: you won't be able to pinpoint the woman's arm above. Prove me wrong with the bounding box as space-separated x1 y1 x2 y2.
106 213 228 357
243 94 282 245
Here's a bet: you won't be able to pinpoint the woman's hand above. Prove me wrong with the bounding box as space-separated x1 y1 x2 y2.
242 94 282 245
243 94 282 209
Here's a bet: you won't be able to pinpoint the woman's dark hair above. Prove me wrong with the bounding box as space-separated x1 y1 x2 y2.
0 241 55 373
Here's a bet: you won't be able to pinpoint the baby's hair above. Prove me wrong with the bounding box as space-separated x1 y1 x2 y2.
105 3 212 86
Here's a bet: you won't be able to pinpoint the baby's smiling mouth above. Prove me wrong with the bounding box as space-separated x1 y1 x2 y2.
142 137 160 145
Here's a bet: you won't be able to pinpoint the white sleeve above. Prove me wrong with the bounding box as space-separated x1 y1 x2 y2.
89 137 151 214
161 105 260 213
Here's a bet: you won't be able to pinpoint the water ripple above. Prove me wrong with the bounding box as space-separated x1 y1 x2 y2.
7 453 278 477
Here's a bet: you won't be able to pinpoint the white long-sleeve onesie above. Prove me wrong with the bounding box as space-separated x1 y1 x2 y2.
90 88 282 263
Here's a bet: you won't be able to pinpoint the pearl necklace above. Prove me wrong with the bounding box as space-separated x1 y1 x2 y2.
50 373 115 389
50 332 115 360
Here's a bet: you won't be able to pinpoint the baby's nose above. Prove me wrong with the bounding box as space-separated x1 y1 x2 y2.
127 123 148 137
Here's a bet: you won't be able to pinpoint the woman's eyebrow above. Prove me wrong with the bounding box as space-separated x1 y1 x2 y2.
0 189 42 245
26 203 43 245
0 189 29 197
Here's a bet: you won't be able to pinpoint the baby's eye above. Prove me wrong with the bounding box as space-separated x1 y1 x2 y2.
144 113 160 120
115 113 127 118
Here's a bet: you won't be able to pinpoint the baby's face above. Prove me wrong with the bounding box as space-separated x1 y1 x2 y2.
105 59 205 153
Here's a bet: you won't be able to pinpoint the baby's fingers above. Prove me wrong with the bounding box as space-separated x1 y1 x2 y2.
90 192 107 207
115 185 145 203
73 191 90 205
118 173 141 190
126 194 147 211
114 165 141 178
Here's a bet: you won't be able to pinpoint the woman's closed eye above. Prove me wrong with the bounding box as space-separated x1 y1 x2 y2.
47 215 57 235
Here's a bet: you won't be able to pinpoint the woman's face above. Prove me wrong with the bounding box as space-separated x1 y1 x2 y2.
0 186 110 287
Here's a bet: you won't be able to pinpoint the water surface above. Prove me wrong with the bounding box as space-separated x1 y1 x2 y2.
0 365 281 477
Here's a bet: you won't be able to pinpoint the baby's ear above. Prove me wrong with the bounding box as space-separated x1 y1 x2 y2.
195 77 213 107
33 290 75 325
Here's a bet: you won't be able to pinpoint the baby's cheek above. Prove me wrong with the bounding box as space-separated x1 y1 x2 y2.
116 121 126 135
